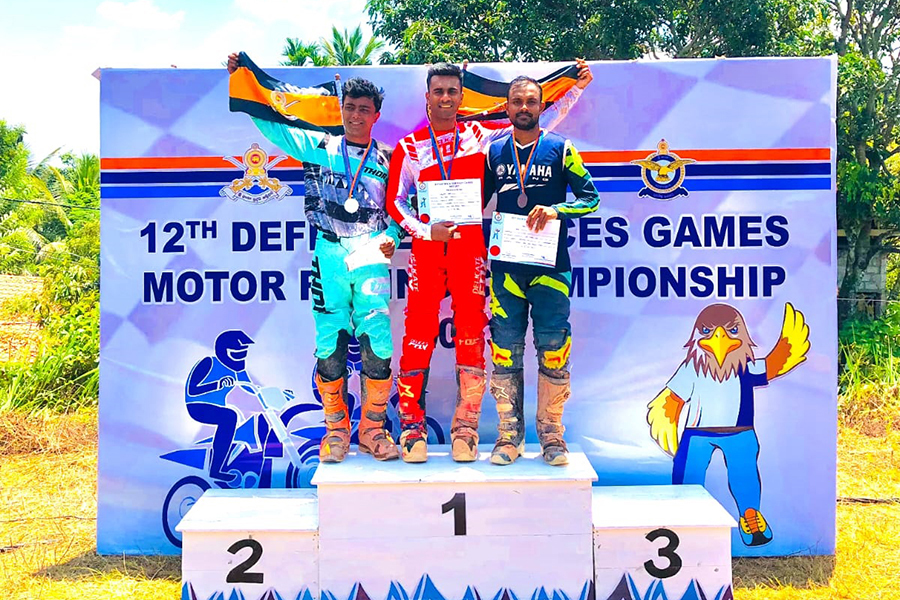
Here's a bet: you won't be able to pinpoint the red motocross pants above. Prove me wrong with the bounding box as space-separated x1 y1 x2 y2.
397 224 487 425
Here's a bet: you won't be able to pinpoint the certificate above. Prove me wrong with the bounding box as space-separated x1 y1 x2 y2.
344 234 391 271
417 178 483 225
488 212 560 267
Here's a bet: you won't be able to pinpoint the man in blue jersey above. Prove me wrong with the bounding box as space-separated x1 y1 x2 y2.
227 53 402 463
483 76 600 466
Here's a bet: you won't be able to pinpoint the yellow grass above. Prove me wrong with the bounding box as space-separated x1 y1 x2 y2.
0 411 898 599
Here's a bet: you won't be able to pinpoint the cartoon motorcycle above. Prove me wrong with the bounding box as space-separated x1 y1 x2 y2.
160 382 321 548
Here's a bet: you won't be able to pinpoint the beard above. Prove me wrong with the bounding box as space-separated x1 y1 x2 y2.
513 112 539 130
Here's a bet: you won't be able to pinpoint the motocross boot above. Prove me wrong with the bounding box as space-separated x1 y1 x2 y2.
536 371 570 466
358 374 400 461
316 373 351 463
397 369 428 463
451 365 486 462
490 370 525 465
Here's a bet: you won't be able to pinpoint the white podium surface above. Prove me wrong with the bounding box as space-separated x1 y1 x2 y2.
592 485 736 600
178 489 319 600
314 445 597 600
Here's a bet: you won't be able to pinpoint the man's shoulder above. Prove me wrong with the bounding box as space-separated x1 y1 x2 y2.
487 133 513 160
542 130 568 147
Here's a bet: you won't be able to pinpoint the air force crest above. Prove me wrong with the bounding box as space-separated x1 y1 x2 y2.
631 139 695 200
220 144 293 204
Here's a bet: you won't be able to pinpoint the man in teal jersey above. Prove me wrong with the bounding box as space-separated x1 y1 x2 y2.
483 76 600 466
227 53 403 462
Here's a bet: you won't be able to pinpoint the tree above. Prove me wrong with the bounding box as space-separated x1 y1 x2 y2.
281 38 331 66
365 0 825 63
829 0 900 322
321 25 386 65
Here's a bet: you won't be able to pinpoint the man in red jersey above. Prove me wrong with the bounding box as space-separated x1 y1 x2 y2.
385 60 593 462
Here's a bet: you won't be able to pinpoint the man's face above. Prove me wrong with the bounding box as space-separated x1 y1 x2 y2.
426 75 463 124
507 82 543 131
342 95 380 140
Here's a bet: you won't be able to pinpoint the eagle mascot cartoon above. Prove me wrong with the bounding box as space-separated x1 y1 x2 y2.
646 302 809 546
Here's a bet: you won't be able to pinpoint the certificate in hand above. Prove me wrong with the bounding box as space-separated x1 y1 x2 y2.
488 212 560 267
417 178 483 225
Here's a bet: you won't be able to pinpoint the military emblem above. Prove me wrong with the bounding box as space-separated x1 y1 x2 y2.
631 139 695 200
220 144 293 204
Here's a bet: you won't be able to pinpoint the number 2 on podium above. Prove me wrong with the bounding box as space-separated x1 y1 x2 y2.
442 493 467 536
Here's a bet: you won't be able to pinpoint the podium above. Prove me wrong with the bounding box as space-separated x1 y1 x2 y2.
178 447 735 600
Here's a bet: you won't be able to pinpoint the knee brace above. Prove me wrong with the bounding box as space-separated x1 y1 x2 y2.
358 334 391 380
317 329 351 382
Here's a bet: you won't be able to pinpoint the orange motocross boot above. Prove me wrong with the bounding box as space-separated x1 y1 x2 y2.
451 366 486 462
316 373 351 463
357 375 400 461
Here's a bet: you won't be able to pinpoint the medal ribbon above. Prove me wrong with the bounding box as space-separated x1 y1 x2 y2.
510 131 544 196
427 125 460 180
341 137 374 201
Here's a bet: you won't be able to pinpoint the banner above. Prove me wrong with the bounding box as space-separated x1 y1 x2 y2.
98 57 837 556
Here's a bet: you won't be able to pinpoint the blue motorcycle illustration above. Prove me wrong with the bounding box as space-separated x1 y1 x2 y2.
160 382 321 548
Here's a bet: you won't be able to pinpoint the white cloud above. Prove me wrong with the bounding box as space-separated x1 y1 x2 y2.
233 0 371 39
96 0 185 31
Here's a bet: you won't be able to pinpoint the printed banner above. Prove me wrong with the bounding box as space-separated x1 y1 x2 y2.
98 57 837 556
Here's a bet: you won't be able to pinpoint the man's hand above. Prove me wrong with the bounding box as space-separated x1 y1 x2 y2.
574 58 593 89
219 376 236 390
380 237 396 259
431 222 459 242
527 206 558 232
227 52 240 75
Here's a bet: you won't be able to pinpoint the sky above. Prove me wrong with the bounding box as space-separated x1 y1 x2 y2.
0 0 372 161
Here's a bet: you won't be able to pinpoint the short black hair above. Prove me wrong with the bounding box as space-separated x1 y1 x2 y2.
427 62 463 90
508 76 542 102
342 77 384 112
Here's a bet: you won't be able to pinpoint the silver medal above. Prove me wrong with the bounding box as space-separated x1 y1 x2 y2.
344 196 359 213
517 192 528 208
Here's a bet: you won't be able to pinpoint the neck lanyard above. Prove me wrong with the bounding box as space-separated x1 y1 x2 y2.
510 131 543 208
341 137 374 213
427 124 460 180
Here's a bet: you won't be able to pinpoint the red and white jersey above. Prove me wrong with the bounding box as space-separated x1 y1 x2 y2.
386 86 583 240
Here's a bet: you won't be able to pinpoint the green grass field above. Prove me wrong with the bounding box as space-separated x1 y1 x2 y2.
1 411 898 599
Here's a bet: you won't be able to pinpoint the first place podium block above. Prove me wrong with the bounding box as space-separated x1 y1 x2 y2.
312 444 598 600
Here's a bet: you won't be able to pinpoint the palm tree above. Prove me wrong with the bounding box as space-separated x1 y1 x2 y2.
280 38 331 66
321 26 385 66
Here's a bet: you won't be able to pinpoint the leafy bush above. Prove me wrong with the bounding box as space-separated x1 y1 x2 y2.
838 305 900 430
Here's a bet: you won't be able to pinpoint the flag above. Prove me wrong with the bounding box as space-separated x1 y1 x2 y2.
458 64 580 122
228 52 343 134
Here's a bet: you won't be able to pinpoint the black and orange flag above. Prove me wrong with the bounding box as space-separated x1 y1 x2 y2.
458 64 580 122
228 52 344 135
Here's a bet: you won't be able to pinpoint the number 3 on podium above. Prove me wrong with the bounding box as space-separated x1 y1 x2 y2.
644 528 682 578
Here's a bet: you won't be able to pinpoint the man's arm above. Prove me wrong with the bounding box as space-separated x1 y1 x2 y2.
552 140 600 219
386 140 432 240
482 147 497 208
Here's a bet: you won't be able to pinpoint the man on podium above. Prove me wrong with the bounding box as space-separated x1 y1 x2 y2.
386 61 593 463
227 53 402 463
482 76 600 466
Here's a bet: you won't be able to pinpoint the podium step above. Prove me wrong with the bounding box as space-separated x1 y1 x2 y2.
175 454 737 600
177 489 318 600
592 485 736 600
314 444 597 600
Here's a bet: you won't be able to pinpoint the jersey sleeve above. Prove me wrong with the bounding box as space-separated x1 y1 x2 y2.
665 361 696 403
746 358 769 387
386 140 431 240
250 117 329 165
553 139 600 219
482 148 497 208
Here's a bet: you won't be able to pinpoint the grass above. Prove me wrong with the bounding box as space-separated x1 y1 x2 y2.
0 411 898 599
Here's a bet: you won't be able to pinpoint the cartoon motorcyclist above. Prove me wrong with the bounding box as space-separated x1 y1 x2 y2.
184 330 255 483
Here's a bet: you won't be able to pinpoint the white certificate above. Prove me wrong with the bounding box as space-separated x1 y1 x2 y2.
344 234 391 271
488 212 560 267
417 178 483 225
